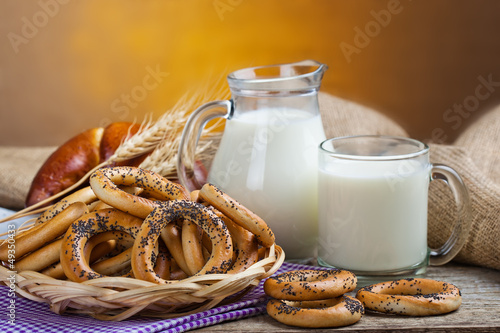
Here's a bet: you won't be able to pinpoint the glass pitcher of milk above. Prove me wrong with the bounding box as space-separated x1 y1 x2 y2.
177 60 328 261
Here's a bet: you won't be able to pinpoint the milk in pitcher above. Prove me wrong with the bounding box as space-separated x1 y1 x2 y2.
208 107 326 260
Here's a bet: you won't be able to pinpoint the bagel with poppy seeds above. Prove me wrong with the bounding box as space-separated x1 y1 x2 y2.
131 200 234 284
264 269 362 328
356 278 462 316
264 269 357 301
266 296 364 328
199 183 275 247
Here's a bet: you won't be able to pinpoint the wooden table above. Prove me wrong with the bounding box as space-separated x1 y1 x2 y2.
198 262 500 332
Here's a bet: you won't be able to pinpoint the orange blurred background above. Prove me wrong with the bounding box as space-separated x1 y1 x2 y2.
1 0 499 146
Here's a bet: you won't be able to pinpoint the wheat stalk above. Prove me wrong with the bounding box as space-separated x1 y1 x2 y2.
139 79 230 179
109 96 187 164
140 124 222 179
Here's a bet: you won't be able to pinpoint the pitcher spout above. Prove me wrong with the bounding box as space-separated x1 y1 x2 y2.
227 59 328 94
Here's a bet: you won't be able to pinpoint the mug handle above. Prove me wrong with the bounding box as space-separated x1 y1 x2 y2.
177 100 233 192
428 164 472 266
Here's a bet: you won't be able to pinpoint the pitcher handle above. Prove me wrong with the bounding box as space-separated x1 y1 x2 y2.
428 164 472 266
177 100 233 192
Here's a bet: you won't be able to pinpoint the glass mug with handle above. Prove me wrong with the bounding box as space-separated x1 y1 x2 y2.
317 135 471 282
177 60 328 261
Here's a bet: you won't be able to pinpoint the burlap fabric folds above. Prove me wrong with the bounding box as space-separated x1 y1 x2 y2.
0 93 498 270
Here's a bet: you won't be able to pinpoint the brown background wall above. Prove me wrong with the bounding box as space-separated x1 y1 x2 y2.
1 0 499 147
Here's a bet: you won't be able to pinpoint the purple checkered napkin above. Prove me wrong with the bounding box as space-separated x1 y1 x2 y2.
1 262 318 333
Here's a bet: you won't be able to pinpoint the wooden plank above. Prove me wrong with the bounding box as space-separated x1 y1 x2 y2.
197 263 500 332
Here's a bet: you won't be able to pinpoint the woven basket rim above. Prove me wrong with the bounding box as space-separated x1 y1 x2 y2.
0 244 284 321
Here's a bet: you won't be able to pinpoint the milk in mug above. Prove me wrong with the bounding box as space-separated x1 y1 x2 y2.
208 108 326 260
318 159 430 271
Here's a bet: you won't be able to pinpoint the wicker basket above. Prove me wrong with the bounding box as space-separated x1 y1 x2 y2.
0 244 284 321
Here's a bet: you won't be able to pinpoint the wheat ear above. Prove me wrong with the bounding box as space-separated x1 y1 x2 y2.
138 81 230 178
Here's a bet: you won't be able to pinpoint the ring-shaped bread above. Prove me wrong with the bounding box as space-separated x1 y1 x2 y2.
266 296 364 328
159 223 191 275
131 200 233 284
181 219 206 276
89 166 189 218
39 239 117 279
14 238 64 272
83 230 135 276
210 207 259 274
60 208 144 282
199 183 275 247
356 278 462 316
264 269 357 301
0 202 88 262
35 186 97 225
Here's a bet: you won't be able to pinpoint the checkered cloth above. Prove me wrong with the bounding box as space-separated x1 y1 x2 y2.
1 261 318 333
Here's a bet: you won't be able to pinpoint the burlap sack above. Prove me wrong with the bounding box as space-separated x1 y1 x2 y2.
318 93 409 138
454 108 500 182
0 93 498 269
0 146 55 210
427 107 500 270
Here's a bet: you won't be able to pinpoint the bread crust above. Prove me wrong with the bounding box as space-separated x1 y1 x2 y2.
99 122 141 163
25 122 145 207
26 128 104 207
